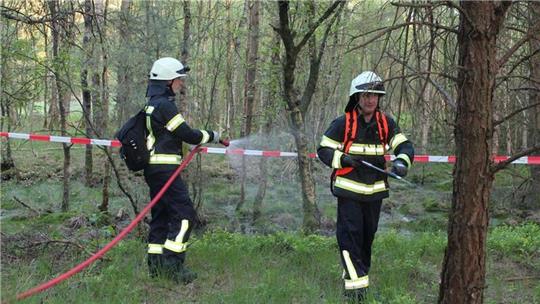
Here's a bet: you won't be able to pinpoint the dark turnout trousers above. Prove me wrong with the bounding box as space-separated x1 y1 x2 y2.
336 197 382 291
144 170 196 264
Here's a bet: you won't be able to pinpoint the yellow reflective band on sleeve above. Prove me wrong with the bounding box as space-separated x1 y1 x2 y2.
147 243 164 254
146 106 156 151
320 135 341 149
149 154 182 165
348 144 385 155
342 250 358 280
165 114 185 132
390 133 408 150
164 239 187 253
397 153 412 167
200 130 210 144
175 220 189 243
332 150 344 169
334 177 387 195
344 275 369 290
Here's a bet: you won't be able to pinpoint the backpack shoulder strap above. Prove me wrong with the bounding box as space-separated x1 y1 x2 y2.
343 110 358 153
375 110 389 153
334 111 358 178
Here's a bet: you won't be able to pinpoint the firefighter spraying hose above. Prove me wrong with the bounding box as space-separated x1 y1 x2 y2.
15 146 203 301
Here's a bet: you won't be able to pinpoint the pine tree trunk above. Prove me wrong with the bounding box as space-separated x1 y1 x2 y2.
438 2 511 303
237 0 260 212
177 0 191 114
526 0 540 209
82 0 93 187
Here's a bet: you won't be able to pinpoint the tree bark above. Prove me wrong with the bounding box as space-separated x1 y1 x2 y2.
275 0 342 233
237 0 260 212
48 0 72 212
438 2 511 303
253 20 278 224
93 0 111 213
177 0 191 114
525 0 540 208
115 0 132 126
82 0 93 187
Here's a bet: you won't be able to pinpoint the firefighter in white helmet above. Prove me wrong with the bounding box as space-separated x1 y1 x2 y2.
317 71 414 302
144 57 222 284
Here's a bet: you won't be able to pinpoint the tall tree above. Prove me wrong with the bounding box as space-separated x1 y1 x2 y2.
438 2 512 303
115 0 133 126
237 0 260 212
275 0 343 233
253 23 279 224
525 1 540 208
81 0 94 186
47 0 74 212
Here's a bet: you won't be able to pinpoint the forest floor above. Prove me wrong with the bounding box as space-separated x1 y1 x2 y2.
1 141 539 303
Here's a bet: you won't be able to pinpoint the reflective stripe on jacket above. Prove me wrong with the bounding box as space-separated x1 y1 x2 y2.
317 111 414 201
143 81 215 173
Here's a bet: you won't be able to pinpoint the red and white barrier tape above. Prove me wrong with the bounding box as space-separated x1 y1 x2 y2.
2 132 539 164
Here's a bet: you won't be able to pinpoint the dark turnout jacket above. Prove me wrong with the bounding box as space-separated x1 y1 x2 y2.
317 110 414 201
144 81 215 175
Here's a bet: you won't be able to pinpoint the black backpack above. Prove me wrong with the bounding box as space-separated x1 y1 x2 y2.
115 109 150 171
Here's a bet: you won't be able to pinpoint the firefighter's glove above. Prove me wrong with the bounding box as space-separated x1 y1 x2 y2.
341 154 362 169
211 131 220 144
391 159 408 177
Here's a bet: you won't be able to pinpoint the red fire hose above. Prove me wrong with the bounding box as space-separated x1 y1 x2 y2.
15 146 202 301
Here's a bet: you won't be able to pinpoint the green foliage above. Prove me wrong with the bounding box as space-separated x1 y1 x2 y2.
488 223 540 260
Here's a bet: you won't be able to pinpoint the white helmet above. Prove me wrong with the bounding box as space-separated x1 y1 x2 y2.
345 71 385 112
149 57 188 80
349 71 385 96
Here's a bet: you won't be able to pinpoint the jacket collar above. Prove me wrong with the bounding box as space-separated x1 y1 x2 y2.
146 80 175 98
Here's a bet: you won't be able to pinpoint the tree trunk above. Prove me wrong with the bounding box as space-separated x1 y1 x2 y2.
253 21 277 224
237 0 260 212
275 0 342 233
525 0 540 208
82 0 93 187
0 26 15 177
0 101 16 177
224 0 237 137
438 2 511 303
48 0 72 212
42 24 49 129
94 0 111 213
177 0 191 114
115 0 132 126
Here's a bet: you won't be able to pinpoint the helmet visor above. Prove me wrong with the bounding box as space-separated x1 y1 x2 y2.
355 81 384 92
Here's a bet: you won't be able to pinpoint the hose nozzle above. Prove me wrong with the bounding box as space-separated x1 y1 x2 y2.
219 139 230 147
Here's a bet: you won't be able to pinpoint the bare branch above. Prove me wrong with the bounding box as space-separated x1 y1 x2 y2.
347 22 457 54
350 21 458 42
497 28 535 68
295 0 344 53
491 145 540 173
493 101 540 126
385 51 457 109
300 2 344 115
12 196 41 215
1 5 72 25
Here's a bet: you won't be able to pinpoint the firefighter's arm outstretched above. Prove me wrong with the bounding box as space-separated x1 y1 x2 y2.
160 101 219 145
386 115 414 176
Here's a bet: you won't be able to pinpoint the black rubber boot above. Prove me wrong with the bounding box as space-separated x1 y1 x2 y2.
344 288 367 303
175 263 197 284
162 256 197 284
147 254 164 278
